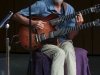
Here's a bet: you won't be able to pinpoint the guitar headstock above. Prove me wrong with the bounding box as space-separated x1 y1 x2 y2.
92 4 100 13
94 19 100 26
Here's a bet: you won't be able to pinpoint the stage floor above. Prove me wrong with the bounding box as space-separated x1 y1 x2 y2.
0 53 100 75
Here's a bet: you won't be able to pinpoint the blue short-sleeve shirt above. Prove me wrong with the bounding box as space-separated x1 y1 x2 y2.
18 0 76 43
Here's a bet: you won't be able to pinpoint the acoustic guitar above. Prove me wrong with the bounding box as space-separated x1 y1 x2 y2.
18 4 100 51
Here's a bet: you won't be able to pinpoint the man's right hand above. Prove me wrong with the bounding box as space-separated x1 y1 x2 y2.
32 20 46 30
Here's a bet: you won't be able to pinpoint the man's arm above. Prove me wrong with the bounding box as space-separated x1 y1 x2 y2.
67 13 84 40
67 30 78 40
13 13 45 30
13 13 31 25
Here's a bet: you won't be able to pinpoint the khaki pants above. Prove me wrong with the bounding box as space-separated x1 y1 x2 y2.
40 40 76 75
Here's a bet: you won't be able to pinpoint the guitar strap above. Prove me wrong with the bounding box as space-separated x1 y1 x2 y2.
62 2 67 15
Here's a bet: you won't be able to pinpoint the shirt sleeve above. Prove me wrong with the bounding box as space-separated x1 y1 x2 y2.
68 18 75 27
18 1 45 17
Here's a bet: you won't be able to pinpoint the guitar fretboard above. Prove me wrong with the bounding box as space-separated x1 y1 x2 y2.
50 7 94 26
53 21 96 37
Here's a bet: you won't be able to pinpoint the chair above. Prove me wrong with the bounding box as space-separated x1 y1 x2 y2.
27 47 91 75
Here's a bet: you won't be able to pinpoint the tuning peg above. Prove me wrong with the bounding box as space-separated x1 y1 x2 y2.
94 4 100 13
95 19 100 26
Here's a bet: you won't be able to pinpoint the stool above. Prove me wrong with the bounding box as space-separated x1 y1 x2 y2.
27 47 91 75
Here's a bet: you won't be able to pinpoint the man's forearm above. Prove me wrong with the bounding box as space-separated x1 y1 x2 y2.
67 30 79 40
13 13 30 25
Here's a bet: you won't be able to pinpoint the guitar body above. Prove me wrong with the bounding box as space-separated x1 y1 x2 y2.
19 14 59 51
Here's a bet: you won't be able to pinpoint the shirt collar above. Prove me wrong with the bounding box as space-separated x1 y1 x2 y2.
41 0 64 15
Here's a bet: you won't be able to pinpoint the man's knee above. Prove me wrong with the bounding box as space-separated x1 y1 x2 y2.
54 49 65 58
61 41 74 51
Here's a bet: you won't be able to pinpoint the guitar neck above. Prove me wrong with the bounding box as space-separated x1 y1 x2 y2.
53 21 96 37
51 7 94 26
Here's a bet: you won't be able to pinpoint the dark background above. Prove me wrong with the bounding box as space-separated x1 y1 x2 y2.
0 0 100 55
0 0 100 75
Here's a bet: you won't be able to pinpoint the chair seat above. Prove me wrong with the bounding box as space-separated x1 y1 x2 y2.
27 47 91 75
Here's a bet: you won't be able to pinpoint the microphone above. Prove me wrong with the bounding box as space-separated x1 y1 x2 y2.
0 11 13 28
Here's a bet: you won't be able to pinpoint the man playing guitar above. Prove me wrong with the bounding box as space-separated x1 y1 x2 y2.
13 0 84 75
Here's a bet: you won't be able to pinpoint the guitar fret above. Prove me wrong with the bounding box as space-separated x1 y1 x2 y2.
70 27 72 32
90 7 94 12
75 26 77 30
67 27 70 33
67 15 71 20
93 21 95 26
81 25 84 29
87 8 91 13
87 23 90 27
60 16 65 24
85 24 88 28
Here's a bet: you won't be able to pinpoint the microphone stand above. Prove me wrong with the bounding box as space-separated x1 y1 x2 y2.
28 0 34 75
0 11 13 75
5 23 10 75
